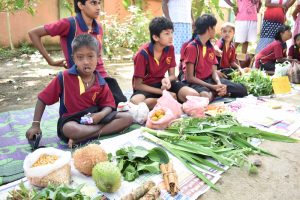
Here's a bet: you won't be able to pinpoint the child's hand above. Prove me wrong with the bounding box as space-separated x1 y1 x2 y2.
26 125 42 140
91 112 105 124
49 59 67 68
161 77 171 90
217 70 227 79
213 84 227 96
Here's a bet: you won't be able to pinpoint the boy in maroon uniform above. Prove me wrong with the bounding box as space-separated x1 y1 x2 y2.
28 0 126 106
130 17 198 109
26 34 132 148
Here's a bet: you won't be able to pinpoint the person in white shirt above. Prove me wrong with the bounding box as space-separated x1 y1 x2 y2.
162 0 193 55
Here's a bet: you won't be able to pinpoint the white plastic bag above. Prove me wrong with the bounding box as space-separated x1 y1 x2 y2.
274 61 291 77
128 102 149 124
23 147 71 178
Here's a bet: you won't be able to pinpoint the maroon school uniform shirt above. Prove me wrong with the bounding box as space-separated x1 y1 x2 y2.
255 40 287 68
288 45 300 61
133 42 176 85
38 66 115 117
216 38 236 68
44 13 107 77
183 35 218 80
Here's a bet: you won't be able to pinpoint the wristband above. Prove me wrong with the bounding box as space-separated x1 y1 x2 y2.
32 121 40 124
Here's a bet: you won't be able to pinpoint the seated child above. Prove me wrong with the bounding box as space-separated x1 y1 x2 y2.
28 0 127 106
182 14 248 102
26 34 133 148
214 22 243 78
130 17 199 109
255 25 292 72
288 33 300 61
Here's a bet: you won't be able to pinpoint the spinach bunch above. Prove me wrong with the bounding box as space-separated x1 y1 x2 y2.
115 146 169 181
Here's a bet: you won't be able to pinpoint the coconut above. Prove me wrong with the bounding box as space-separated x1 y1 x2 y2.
73 144 108 176
92 161 121 193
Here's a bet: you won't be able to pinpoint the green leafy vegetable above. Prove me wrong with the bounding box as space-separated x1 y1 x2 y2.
231 70 273 96
115 146 169 181
141 115 299 190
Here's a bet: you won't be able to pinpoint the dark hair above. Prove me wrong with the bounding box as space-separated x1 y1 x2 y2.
294 33 300 42
149 17 173 43
74 0 87 13
71 34 99 54
274 25 291 41
194 14 217 35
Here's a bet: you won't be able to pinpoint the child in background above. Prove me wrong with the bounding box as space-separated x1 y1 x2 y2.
28 0 126 106
26 34 133 148
214 22 243 78
182 14 248 102
255 25 292 72
130 17 199 109
288 33 300 61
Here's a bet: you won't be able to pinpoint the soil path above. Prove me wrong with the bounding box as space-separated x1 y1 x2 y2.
0 52 299 200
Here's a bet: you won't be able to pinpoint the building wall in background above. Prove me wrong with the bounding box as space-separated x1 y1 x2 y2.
0 0 233 47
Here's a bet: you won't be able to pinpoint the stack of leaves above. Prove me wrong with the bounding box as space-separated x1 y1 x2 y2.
141 115 299 190
231 69 273 96
7 181 104 200
114 146 169 181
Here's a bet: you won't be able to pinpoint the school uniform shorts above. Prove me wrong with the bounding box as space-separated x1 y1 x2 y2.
188 77 248 98
131 81 186 99
57 106 117 143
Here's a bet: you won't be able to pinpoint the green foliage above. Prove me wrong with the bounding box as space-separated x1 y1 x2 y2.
192 0 224 20
231 70 273 96
115 146 169 181
0 0 39 14
0 42 35 60
122 0 146 10
101 6 150 59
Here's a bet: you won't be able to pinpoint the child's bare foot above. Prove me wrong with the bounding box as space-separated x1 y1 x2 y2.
68 139 74 148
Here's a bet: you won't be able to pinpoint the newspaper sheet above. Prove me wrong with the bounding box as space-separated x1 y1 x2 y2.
0 129 225 200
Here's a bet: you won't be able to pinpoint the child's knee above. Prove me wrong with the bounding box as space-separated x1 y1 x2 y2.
62 122 80 137
130 94 146 105
199 91 213 102
117 112 133 125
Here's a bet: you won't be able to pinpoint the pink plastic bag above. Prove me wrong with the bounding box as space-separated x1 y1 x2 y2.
146 106 176 130
156 90 183 117
182 96 209 118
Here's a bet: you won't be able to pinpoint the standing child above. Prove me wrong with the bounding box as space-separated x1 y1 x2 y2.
26 34 133 148
255 25 292 72
288 33 300 61
214 22 243 78
182 14 247 102
28 0 126 106
130 17 199 109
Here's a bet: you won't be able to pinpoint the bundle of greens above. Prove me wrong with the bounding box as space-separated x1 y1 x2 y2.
7 181 104 200
231 69 273 96
114 146 169 181
141 115 299 190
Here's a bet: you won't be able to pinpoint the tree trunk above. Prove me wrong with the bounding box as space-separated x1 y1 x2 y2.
6 12 14 50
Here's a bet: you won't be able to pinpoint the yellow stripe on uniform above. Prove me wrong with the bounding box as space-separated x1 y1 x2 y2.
78 76 85 95
202 46 206 57
154 57 159 65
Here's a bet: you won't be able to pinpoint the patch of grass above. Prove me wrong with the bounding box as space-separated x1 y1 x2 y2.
0 42 36 60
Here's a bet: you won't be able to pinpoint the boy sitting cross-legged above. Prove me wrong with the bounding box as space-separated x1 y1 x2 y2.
26 34 133 148
130 17 199 109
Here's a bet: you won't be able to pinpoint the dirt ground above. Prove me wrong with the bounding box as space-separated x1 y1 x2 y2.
0 51 133 113
0 51 299 200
